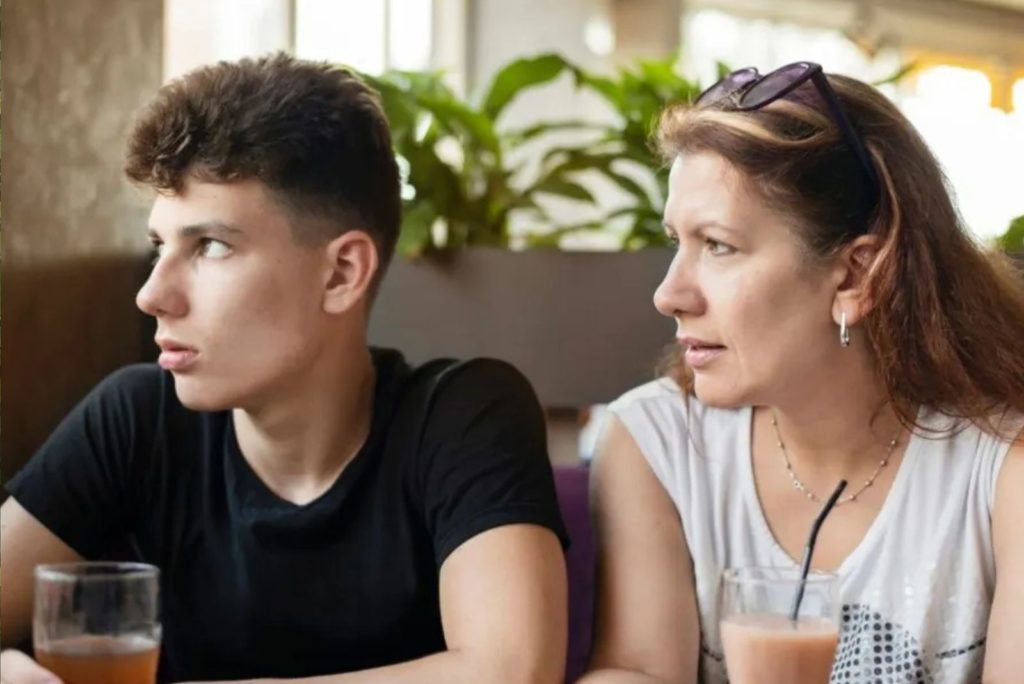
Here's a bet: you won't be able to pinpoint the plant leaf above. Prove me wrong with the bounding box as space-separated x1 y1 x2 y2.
416 94 502 156
603 168 656 206
504 120 606 145
482 54 571 120
996 215 1024 253
531 177 595 203
570 67 627 112
397 202 437 258
872 61 917 87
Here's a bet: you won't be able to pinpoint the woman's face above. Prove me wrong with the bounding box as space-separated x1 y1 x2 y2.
655 151 844 408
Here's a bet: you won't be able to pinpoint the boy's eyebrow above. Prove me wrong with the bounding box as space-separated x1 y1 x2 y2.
146 221 244 241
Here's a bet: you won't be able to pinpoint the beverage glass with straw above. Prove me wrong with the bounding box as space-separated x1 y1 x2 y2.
34 562 161 684
720 480 847 684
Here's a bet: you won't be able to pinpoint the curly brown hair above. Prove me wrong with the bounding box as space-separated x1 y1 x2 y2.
656 73 1024 439
125 52 401 287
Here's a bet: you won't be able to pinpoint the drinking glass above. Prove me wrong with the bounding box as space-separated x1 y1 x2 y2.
719 567 840 684
34 562 161 684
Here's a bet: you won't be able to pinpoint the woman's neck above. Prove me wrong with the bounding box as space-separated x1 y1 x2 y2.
765 347 904 476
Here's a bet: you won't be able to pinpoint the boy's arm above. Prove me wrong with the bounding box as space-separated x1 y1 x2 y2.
179 524 567 684
0 497 83 680
0 498 84 649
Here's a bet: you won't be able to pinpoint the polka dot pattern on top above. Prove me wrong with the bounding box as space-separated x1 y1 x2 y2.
831 604 930 682
829 604 984 683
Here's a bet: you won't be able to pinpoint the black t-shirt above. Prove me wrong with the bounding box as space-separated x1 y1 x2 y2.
7 348 568 682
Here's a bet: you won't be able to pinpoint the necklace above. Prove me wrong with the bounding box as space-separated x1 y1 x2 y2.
770 412 901 505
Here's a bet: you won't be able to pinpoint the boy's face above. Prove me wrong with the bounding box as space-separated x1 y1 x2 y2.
138 178 334 411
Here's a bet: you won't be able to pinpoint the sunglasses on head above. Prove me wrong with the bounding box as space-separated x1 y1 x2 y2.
695 61 880 210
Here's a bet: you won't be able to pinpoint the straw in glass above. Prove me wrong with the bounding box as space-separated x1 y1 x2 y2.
789 479 847 622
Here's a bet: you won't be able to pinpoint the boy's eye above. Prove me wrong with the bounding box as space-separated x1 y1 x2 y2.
199 238 232 259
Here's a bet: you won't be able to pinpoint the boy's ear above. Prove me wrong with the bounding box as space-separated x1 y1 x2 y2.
322 230 378 315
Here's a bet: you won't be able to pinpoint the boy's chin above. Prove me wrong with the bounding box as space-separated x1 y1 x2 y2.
171 377 235 412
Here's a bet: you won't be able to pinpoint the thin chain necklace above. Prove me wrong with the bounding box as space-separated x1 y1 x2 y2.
770 411 901 505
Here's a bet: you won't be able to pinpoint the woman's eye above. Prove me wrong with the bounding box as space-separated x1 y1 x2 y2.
149 243 164 265
704 238 734 256
199 238 232 259
665 231 680 246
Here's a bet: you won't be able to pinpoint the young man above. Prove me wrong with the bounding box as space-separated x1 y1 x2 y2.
1 53 569 684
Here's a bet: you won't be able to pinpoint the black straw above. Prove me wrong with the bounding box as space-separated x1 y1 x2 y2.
789 479 847 623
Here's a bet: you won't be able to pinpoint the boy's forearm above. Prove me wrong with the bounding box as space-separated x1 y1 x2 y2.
183 649 558 684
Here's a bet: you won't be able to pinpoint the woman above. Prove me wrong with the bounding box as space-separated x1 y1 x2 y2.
581 62 1024 683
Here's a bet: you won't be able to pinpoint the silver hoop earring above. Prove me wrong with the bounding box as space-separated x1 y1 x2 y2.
839 311 851 348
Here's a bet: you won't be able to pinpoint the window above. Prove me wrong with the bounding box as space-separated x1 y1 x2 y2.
1013 76 1024 112
294 0 432 73
899 62 1024 241
681 8 1024 242
165 0 435 81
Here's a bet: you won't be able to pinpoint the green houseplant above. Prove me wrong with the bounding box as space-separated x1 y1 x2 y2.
359 53 703 257
996 214 1024 254
360 53 704 406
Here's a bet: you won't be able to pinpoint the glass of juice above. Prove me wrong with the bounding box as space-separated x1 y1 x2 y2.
34 562 161 684
719 567 840 684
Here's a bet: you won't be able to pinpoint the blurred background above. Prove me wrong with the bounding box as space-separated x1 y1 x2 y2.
3 0 1024 480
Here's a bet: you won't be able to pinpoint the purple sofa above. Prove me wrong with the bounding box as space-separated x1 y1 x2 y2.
554 463 596 683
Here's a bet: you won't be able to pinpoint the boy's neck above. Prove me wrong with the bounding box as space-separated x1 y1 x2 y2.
232 344 377 506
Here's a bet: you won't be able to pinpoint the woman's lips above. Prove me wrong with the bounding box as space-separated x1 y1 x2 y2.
681 342 726 369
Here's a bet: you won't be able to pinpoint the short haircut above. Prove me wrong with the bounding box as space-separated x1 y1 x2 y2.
125 52 401 290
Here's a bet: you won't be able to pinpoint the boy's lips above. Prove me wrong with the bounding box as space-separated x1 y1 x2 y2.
158 349 198 371
155 338 199 371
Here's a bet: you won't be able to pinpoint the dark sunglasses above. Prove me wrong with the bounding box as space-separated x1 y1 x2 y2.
695 61 880 209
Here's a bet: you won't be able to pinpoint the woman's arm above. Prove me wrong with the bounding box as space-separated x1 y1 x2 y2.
983 438 1024 683
578 417 700 684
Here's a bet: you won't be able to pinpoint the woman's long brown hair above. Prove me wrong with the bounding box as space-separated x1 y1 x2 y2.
656 74 1024 440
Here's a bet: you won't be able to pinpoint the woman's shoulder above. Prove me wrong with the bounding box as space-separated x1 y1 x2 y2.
599 380 752 517
605 378 750 459
608 376 682 410
915 404 1024 452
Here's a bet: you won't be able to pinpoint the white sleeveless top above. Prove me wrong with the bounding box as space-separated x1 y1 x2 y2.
608 378 1020 684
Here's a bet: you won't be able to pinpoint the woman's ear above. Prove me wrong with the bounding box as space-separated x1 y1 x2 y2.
832 234 881 327
322 230 379 316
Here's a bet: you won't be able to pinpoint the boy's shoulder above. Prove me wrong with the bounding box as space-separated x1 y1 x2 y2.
377 348 537 410
83 363 170 410
401 355 539 415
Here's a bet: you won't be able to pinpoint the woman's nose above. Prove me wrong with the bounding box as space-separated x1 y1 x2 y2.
653 251 704 319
